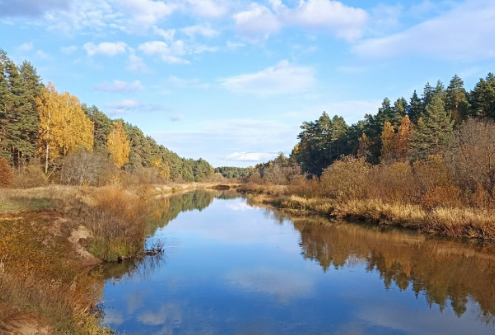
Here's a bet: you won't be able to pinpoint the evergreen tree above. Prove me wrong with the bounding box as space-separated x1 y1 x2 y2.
469 76 495 119
445 75 469 124
410 95 454 160
408 90 423 124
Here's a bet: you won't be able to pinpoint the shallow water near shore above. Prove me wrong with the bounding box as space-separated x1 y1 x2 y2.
101 190 495 334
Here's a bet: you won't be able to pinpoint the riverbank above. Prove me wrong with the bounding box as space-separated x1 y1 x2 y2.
0 182 238 334
242 186 495 241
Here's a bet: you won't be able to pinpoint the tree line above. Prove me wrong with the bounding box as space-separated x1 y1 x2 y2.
0 49 214 186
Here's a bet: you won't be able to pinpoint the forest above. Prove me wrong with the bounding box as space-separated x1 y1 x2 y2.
0 49 214 187
242 72 495 239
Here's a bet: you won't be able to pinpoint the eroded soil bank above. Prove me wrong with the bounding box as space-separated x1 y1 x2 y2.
0 183 238 335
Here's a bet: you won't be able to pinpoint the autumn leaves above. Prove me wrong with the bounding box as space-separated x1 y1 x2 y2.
36 83 130 171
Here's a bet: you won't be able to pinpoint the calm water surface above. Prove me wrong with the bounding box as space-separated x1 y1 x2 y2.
102 191 495 334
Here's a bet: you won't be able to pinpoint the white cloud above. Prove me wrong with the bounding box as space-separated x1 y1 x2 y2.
184 0 229 19
127 50 148 72
138 40 189 64
272 0 369 41
83 42 127 57
235 0 368 42
103 99 141 114
226 152 278 162
153 26 176 41
220 60 314 95
234 3 281 41
353 0 495 61
226 41 245 49
35 50 49 59
94 80 144 93
170 115 184 122
167 76 199 88
409 0 438 17
150 119 300 167
227 268 313 303
61 45 77 55
369 3 403 35
19 42 34 51
182 25 219 38
118 0 177 31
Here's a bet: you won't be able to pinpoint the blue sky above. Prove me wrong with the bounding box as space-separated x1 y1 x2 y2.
1 0 494 167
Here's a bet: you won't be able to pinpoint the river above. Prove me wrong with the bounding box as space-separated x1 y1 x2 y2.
101 190 495 334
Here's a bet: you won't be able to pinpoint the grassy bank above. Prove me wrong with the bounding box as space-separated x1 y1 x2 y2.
0 182 235 334
241 185 495 241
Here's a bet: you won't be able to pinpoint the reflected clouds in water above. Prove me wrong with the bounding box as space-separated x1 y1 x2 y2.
226 268 313 304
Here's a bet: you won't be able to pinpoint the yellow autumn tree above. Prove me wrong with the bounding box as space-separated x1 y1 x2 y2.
380 121 396 164
151 156 170 181
107 120 130 168
36 83 94 173
395 115 414 161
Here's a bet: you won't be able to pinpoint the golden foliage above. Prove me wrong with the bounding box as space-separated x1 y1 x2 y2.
151 156 171 181
106 120 130 168
380 121 396 163
422 185 462 209
396 115 413 160
36 83 94 171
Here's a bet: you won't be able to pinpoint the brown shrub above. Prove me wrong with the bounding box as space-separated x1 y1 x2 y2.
14 162 48 188
413 155 451 194
319 156 371 201
287 175 320 198
0 158 13 188
422 185 462 209
84 187 147 261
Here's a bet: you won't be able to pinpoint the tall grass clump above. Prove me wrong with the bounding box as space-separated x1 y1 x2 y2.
83 187 148 262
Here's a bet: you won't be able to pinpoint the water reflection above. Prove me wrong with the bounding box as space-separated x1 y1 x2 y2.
293 216 495 321
102 191 495 334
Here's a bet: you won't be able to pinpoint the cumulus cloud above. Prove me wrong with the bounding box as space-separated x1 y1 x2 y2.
127 49 148 72
227 268 313 303
19 42 34 51
220 60 314 95
235 0 368 42
226 152 277 162
83 42 127 57
153 27 176 41
183 0 230 19
234 3 281 41
138 40 189 64
94 80 144 93
118 0 177 31
0 0 68 18
182 25 219 38
61 45 78 55
353 0 495 61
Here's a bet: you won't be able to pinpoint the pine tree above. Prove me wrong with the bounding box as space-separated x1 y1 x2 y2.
408 90 423 124
410 95 454 160
469 76 495 119
107 120 130 168
446 75 469 125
